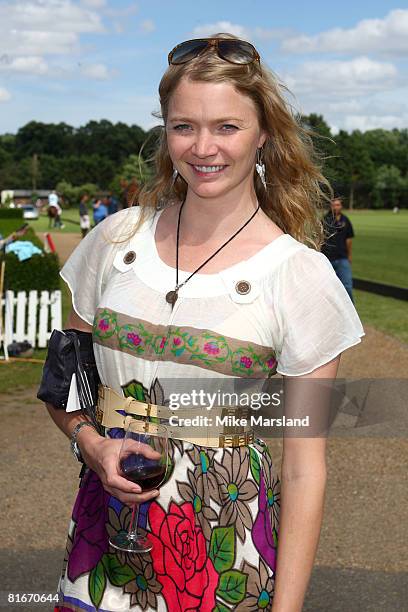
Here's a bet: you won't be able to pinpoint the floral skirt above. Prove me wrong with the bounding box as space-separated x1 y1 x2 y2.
56 437 280 612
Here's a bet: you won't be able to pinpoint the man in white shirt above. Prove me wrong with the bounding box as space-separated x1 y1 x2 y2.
47 190 64 229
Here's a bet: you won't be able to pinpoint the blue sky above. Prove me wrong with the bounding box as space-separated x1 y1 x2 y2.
0 0 407 134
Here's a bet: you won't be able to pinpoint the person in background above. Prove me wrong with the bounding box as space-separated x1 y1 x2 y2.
107 193 118 215
119 178 129 209
92 197 108 226
47 190 64 229
0 224 29 250
120 178 140 208
79 194 91 238
321 197 355 302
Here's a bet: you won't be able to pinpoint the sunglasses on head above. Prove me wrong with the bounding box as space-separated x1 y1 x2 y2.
168 37 261 67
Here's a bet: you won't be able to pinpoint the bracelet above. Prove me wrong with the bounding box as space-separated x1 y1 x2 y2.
70 421 96 463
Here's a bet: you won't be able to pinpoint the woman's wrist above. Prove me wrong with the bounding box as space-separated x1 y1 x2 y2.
76 424 105 461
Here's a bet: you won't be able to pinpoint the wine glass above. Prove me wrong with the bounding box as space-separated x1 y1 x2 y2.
109 419 169 553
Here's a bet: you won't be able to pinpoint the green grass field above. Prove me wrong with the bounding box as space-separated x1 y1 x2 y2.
0 207 81 238
347 209 407 288
0 208 407 393
30 207 82 234
23 208 408 288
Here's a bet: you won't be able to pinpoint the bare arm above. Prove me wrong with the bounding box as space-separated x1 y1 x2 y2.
271 355 340 612
346 238 352 262
45 307 160 506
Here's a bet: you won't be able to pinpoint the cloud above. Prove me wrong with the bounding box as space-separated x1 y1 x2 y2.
104 2 138 17
0 0 104 58
0 55 49 75
140 19 155 34
80 62 112 80
81 0 106 7
0 87 11 102
0 0 104 35
191 21 251 39
252 27 296 42
343 114 408 132
325 99 364 113
0 0 108 87
284 57 398 96
304 95 408 133
190 21 293 44
281 9 408 57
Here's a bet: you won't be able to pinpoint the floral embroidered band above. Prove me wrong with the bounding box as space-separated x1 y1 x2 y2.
93 307 278 378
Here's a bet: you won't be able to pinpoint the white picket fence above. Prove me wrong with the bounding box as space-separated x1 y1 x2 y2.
0 290 62 349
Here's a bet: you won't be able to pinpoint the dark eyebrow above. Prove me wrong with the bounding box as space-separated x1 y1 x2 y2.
168 116 245 124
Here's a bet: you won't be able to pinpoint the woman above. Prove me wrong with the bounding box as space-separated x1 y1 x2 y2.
43 34 364 611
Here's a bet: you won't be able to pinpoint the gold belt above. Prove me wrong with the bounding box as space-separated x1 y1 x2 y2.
96 385 254 448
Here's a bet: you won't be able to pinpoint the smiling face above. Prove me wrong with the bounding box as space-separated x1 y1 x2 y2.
166 78 266 201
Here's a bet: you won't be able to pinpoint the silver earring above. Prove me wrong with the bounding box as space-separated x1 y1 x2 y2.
256 148 267 191
171 167 178 188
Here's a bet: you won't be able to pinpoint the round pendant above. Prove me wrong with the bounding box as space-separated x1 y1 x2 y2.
166 290 178 305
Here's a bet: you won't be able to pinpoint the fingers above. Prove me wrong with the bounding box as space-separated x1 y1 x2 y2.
103 469 161 504
105 486 160 506
121 439 163 461
92 438 164 506
107 472 142 494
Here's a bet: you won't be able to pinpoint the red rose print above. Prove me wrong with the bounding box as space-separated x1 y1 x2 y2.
240 356 253 369
127 332 142 346
147 501 218 612
203 342 220 355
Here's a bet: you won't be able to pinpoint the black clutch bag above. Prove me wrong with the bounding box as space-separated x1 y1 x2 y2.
37 329 101 430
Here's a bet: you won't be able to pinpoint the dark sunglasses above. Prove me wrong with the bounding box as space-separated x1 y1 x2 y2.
168 38 261 67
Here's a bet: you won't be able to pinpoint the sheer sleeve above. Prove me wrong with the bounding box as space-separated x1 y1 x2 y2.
273 246 365 376
60 208 141 325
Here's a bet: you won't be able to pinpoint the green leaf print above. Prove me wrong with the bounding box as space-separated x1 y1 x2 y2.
101 553 136 586
123 381 147 401
212 603 230 612
249 446 261 485
216 569 247 604
89 560 106 609
209 526 235 573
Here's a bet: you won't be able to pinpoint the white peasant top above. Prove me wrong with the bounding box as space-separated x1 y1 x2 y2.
60 205 365 396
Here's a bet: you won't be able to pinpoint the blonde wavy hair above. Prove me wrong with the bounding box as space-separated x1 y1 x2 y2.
134 32 331 249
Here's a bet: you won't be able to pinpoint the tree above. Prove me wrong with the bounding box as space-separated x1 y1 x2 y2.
362 129 406 174
372 165 407 209
300 114 338 185
74 120 146 163
56 181 98 207
122 154 152 182
139 126 163 162
14 121 74 157
331 130 375 208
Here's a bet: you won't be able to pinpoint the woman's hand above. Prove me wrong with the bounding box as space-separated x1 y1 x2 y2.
78 428 161 506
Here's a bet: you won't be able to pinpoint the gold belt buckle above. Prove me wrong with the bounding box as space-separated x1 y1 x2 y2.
95 403 104 425
219 430 254 448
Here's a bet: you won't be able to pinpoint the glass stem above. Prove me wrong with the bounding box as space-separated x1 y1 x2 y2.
128 503 139 540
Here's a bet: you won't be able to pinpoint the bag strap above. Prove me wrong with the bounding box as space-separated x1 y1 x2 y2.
65 331 100 431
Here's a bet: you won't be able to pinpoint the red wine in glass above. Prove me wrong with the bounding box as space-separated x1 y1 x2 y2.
120 459 167 491
109 420 169 554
